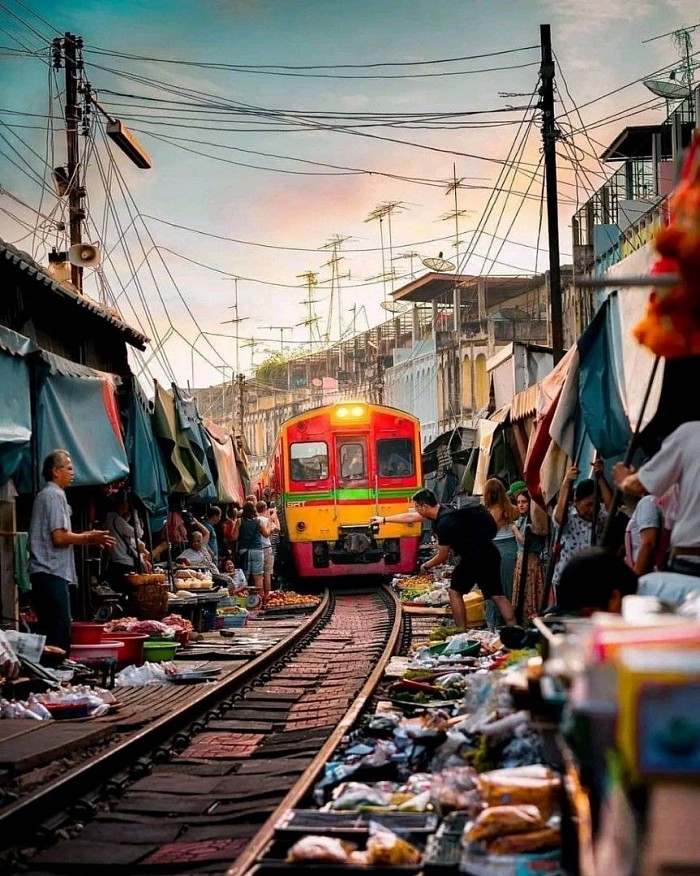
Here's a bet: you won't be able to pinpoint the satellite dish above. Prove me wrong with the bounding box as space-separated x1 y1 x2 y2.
643 79 689 99
381 300 411 314
422 255 456 272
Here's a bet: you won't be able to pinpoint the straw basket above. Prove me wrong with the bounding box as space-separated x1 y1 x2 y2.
126 573 169 621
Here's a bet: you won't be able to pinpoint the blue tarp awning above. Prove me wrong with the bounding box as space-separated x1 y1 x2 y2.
0 326 36 490
126 383 169 519
36 353 130 487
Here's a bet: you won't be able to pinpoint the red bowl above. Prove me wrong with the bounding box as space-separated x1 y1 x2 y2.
102 632 148 667
71 622 105 645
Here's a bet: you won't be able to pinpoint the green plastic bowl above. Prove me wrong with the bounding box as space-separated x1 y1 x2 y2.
142 640 178 663
428 638 481 658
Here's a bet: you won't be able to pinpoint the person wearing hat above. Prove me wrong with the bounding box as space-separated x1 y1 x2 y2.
507 480 527 501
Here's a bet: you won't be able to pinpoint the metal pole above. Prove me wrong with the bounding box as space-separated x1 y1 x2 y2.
64 33 83 293
539 24 564 363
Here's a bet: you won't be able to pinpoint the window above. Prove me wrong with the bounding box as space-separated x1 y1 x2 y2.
290 441 329 482
378 438 414 478
339 442 366 480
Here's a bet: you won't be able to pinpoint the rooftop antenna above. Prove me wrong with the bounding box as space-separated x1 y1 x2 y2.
643 26 698 104
442 164 474 274
394 250 420 280
321 235 351 342
296 270 322 345
220 276 249 372
365 201 405 308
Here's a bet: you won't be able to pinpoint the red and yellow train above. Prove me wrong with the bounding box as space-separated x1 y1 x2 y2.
266 402 423 579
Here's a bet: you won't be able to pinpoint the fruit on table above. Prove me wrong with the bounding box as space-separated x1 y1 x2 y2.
263 590 320 608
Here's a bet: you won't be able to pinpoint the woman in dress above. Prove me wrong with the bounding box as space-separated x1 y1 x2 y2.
482 478 518 628
511 490 547 623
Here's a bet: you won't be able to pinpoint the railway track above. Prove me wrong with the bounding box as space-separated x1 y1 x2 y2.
2 585 401 875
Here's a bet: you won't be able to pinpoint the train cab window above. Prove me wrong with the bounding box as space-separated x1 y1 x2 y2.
339 443 366 481
290 442 329 482
377 438 414 478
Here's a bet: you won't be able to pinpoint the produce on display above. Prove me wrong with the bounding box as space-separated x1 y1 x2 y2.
263 590 320 609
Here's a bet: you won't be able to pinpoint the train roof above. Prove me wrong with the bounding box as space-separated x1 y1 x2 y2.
279 401 420 433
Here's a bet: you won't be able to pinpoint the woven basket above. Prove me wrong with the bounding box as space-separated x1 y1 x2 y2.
129 581 169 621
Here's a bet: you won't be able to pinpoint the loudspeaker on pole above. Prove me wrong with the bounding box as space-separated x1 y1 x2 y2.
68 242 101 267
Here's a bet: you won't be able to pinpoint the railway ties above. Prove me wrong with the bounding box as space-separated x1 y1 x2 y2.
9 587 399 876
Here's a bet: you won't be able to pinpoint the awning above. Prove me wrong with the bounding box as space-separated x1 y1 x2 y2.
203 419 245 504
125 383 169 517
0 327 36 490
524 345 577 507
151 383 207 495
173 386 216 502
35 354 129 487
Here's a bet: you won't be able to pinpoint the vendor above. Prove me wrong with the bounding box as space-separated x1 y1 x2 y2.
105 491 151 590
176 530 218 575
221 557 248 595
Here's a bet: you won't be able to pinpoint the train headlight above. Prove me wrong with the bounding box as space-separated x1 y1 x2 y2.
296 521 306 532
331 404 369 425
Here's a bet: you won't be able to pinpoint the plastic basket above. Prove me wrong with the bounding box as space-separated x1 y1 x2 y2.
222 613 247 629
129 582 169 621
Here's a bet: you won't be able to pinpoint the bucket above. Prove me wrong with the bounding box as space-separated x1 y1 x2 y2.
71 622 105 645
103 632 148 667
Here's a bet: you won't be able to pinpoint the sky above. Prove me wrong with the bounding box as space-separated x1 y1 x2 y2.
1 0 699 390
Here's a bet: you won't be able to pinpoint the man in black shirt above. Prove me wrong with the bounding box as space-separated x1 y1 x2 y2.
372 488 516 629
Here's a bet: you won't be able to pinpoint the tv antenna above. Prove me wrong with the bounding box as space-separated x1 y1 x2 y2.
394 250 420 280
221 276 249 372
365 201 406 308
296 270 323 345
321 235 351 343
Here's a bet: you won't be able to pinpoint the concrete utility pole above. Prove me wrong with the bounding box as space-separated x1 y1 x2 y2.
539 24 564 364
236 372 246 437
63 33 84 293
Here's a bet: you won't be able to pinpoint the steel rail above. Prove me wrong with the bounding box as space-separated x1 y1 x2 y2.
0 590 331 844
227 583 402 876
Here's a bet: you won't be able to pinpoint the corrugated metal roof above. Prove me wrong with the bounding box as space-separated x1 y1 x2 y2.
1 238 149 350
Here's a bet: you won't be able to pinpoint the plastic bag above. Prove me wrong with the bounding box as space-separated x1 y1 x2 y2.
431 767 481 814
365 822 422 865
466 804 544 841
477 765 561 820
286 835 353 863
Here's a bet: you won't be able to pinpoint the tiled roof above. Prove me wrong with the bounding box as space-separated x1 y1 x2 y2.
0 237 149 350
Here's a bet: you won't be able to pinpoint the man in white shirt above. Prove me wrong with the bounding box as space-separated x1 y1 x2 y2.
624 495 663 576
614 421 700 574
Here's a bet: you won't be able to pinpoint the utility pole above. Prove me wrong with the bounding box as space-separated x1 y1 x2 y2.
539 24 564 364
236 372 246 438
63 33 84 293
